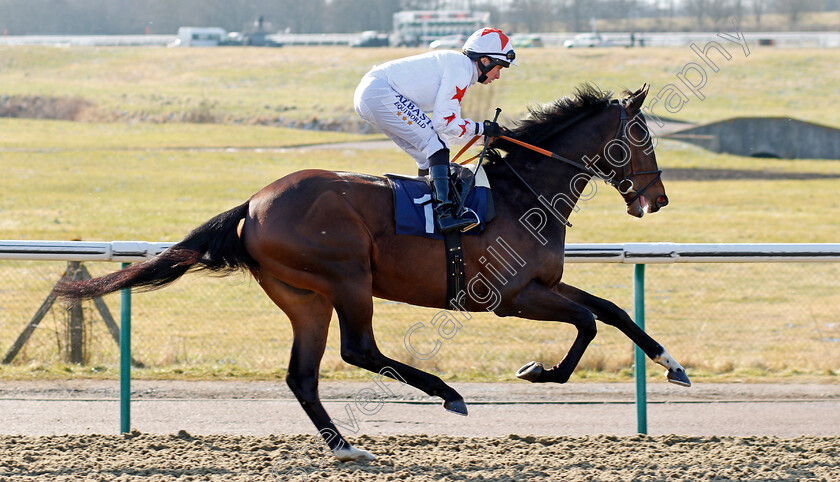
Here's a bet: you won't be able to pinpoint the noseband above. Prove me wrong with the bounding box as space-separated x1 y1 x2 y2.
608 99 662 208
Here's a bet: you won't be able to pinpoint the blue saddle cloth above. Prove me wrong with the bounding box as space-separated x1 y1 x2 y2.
386 173 492 240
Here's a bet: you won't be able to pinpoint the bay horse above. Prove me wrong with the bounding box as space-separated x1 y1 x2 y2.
56 84 690 462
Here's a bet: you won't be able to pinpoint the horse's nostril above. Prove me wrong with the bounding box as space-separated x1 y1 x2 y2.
657 195 669 207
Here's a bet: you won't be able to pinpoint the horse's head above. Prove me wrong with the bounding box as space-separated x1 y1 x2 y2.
603 84 668 217
487 83 667 219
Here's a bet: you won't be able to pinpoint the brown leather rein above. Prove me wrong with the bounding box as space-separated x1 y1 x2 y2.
453 103 662 210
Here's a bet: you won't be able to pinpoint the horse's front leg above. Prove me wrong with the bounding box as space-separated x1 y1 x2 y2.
331 277 468 416
499 280 598 384
553 282 690 387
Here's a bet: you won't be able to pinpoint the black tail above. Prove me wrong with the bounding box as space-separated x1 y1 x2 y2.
55 202 255 301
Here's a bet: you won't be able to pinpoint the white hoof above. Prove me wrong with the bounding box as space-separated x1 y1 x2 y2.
332 445 376 462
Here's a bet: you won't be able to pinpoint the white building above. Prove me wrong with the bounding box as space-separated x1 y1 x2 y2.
391 10 489 47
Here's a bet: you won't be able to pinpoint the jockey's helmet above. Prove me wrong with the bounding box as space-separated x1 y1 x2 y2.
462 27 518 73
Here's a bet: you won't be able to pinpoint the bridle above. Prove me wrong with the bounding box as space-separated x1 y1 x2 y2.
453 98 664 227
607 100 663 208
452 99 662 227
496 100 662 208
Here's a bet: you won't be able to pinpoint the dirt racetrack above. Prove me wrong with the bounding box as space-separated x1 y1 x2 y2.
2 381 839 481
2 432 838 481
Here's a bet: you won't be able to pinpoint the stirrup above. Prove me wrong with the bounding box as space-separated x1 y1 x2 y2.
456 207 481 233
436 207 474 234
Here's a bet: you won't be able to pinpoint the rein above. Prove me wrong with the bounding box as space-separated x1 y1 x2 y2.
457 101 662 213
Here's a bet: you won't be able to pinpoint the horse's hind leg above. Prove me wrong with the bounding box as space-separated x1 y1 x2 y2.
501 281 599 384
259 277 375 462
330 279 468 415
553 282 690 387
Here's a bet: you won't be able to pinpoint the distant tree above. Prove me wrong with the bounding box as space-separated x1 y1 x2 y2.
471 1 502 26
508 0 555 32
657 0 678 31
272 0 327 33
774 0 822 26
707 0 735 25
750 0 766 27
684 0 709 28
612 0 638 31
3 0 833 36
325 0 400 32
731 0 744 20
556 0 597 32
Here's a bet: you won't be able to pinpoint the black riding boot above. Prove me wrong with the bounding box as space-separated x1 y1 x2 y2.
429 164 473 234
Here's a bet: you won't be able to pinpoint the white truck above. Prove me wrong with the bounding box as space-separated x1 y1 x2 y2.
172 27 227 47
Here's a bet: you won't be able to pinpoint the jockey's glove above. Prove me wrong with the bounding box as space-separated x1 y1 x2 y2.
483 120 502 138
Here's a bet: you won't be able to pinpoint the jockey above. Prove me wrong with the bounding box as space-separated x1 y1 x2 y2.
354 27 516 233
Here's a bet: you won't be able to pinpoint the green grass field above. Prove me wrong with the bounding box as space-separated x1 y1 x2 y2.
1 46 838 383
2 45 839 128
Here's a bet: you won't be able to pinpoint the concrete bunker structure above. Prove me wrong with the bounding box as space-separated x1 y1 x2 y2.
665 117 840 159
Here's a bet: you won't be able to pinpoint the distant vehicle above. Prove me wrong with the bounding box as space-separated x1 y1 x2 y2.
172 27 227 47
602 36 632 47
511 35 543 48
220 32 245 46
429 35 465 49
564 33 603 48
351 31 389 48
244 31 282 47
219 31 281 47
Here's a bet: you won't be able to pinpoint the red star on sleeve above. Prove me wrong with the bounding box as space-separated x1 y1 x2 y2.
451 85 467 104
458 121 469 137
443 113 456 125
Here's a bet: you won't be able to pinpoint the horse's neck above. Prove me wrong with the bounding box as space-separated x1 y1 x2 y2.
484 108 617 237
486 156 588 232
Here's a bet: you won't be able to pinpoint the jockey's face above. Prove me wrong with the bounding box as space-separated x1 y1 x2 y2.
479 58 504 84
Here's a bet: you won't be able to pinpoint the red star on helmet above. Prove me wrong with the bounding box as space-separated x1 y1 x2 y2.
451 85 467 104
458 121 469 137
480 28 509 48
443 113 456 125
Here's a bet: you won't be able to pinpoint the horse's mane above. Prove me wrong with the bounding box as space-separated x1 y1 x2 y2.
485 83 615 164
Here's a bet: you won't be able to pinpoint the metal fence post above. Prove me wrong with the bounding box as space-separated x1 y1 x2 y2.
120 262 131 434
634 263 647 434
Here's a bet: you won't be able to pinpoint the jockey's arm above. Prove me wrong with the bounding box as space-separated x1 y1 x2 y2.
431 68 484 143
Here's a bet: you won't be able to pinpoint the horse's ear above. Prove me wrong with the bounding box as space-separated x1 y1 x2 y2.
626 83 649 114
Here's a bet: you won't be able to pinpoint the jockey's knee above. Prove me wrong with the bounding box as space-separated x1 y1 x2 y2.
428 148 450 167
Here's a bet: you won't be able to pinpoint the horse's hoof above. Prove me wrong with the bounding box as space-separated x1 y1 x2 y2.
444 397 468 416
333 445 376 463
667 368 691 387
516 361 545 383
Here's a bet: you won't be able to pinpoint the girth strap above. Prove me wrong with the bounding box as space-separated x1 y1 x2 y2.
443 231 465 309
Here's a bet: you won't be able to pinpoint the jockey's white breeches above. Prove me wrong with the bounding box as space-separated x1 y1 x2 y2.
353 72 447 170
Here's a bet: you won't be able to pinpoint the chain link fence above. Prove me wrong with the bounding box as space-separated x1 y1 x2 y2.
1 259 838 381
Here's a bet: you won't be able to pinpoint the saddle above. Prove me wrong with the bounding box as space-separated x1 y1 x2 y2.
384 163 495 240
385 163 495 309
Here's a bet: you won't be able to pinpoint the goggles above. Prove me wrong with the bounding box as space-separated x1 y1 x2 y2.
467 49 516 68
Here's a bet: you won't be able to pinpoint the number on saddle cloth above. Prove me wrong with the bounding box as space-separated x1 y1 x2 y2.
385 165 494 239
